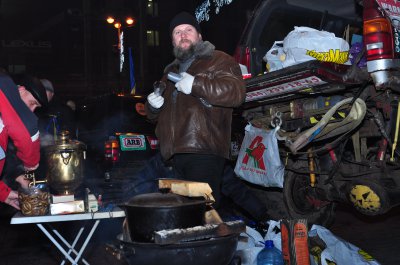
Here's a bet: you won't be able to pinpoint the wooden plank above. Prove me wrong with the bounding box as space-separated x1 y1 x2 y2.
158 179 214 201
158 179 221 224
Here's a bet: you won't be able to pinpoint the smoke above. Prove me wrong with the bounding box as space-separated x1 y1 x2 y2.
40 133 55 147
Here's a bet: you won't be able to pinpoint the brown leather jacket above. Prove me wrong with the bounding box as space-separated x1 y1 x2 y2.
146 41 246 161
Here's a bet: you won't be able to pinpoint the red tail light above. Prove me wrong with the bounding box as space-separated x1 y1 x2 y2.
146 136 159 150
104 137 120 162
363 0 394 60
234 46 251 74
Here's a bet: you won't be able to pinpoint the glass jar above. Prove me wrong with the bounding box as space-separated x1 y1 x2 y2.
18 184 50 216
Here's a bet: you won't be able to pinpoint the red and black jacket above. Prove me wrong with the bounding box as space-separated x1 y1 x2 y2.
0 73 40 201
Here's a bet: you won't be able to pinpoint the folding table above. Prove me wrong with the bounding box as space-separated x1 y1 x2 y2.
11 207 125 265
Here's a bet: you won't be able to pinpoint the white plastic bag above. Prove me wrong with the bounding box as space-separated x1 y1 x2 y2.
234 124 284 188
236 226 264 265
283 26 350 68
264 220 282 252
309 225 381 265
263 41 285 72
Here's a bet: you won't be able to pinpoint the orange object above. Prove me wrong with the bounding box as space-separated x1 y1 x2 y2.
293 221 311 265
280 219 310 265
280 220 291 265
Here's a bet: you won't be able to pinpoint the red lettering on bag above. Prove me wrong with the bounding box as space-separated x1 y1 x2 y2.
242 136 266 170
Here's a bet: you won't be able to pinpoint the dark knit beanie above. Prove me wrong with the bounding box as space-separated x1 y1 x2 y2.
13 74 48 107
169 12 201 36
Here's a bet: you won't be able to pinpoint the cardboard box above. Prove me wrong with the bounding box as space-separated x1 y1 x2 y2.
50 200 85 215
281 219 311 265
86 194 98 212
51 194 75 204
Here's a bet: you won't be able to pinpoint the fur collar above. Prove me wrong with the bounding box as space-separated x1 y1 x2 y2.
164 41 215 74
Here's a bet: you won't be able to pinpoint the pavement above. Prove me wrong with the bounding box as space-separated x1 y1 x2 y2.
330 205 400 265
0 189 399 265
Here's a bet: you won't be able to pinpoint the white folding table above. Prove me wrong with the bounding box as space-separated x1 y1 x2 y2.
11 208 125 265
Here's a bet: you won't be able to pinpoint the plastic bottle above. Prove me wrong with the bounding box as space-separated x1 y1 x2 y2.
257 240 284 265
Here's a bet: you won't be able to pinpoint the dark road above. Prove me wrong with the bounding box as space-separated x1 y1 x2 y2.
0 203 399 265
330 205 400 265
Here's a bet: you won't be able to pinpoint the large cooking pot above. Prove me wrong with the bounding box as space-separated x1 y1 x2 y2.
122 192 207 242
45 131 86 195
117 233 239 265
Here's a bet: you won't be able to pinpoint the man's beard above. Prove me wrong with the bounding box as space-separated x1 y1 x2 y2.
173 40 196 61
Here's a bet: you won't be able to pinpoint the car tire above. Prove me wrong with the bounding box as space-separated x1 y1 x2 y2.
283 169 336 227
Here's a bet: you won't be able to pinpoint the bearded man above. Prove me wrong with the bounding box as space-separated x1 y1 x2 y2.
145 11 245 205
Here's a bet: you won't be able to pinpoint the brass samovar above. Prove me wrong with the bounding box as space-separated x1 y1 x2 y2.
44 131 86 195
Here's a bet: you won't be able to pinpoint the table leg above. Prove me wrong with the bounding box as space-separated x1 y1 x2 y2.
73 220 100 264
53 227 89 265
37 224 77 265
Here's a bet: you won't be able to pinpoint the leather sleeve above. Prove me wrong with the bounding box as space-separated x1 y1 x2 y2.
191 51 246 107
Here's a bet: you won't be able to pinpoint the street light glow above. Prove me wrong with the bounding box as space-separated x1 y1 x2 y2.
106 16 115 24
114 22 122 29
126 17 135 25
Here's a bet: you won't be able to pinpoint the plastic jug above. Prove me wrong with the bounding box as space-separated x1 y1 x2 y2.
257 240 284 265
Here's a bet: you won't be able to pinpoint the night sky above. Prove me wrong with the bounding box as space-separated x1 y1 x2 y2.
0 0 259 99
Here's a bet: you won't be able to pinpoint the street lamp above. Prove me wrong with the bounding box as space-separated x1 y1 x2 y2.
106 15 137 95
106 16 136 49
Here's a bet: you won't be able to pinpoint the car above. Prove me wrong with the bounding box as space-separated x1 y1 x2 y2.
234 0 400 90
75 93 159 181
230 0 400 223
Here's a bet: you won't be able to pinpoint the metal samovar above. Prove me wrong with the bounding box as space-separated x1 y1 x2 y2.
45 131 86 195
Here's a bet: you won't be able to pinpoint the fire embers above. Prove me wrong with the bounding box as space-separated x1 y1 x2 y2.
19 187 50 216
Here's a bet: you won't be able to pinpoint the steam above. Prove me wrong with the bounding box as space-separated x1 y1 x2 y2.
40 133 55 147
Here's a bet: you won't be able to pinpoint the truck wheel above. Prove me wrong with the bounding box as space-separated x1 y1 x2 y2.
283 170 336 227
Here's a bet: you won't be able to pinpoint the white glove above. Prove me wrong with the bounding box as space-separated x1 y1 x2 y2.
147 92 164 109
175 72 194 95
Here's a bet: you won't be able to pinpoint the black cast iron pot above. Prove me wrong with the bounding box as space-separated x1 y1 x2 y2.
117 233 239 265
122 192 207 242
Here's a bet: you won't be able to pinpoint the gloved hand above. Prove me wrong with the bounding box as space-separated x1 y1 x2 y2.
147 92 164 109
175 72 194 95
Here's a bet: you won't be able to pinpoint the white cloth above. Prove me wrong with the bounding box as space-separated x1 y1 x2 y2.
0 146 5 160
147 92 164 109
175 72 194 94
0 117 4 160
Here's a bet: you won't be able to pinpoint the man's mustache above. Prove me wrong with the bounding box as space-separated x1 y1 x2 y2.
179 39 192 45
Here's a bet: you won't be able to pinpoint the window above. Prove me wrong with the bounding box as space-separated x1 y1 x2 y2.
8 65 26 74
147 1 158 16
147 30 159 47
253 6 360 74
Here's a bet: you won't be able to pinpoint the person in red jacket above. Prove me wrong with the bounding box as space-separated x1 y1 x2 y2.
0 73 48 209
